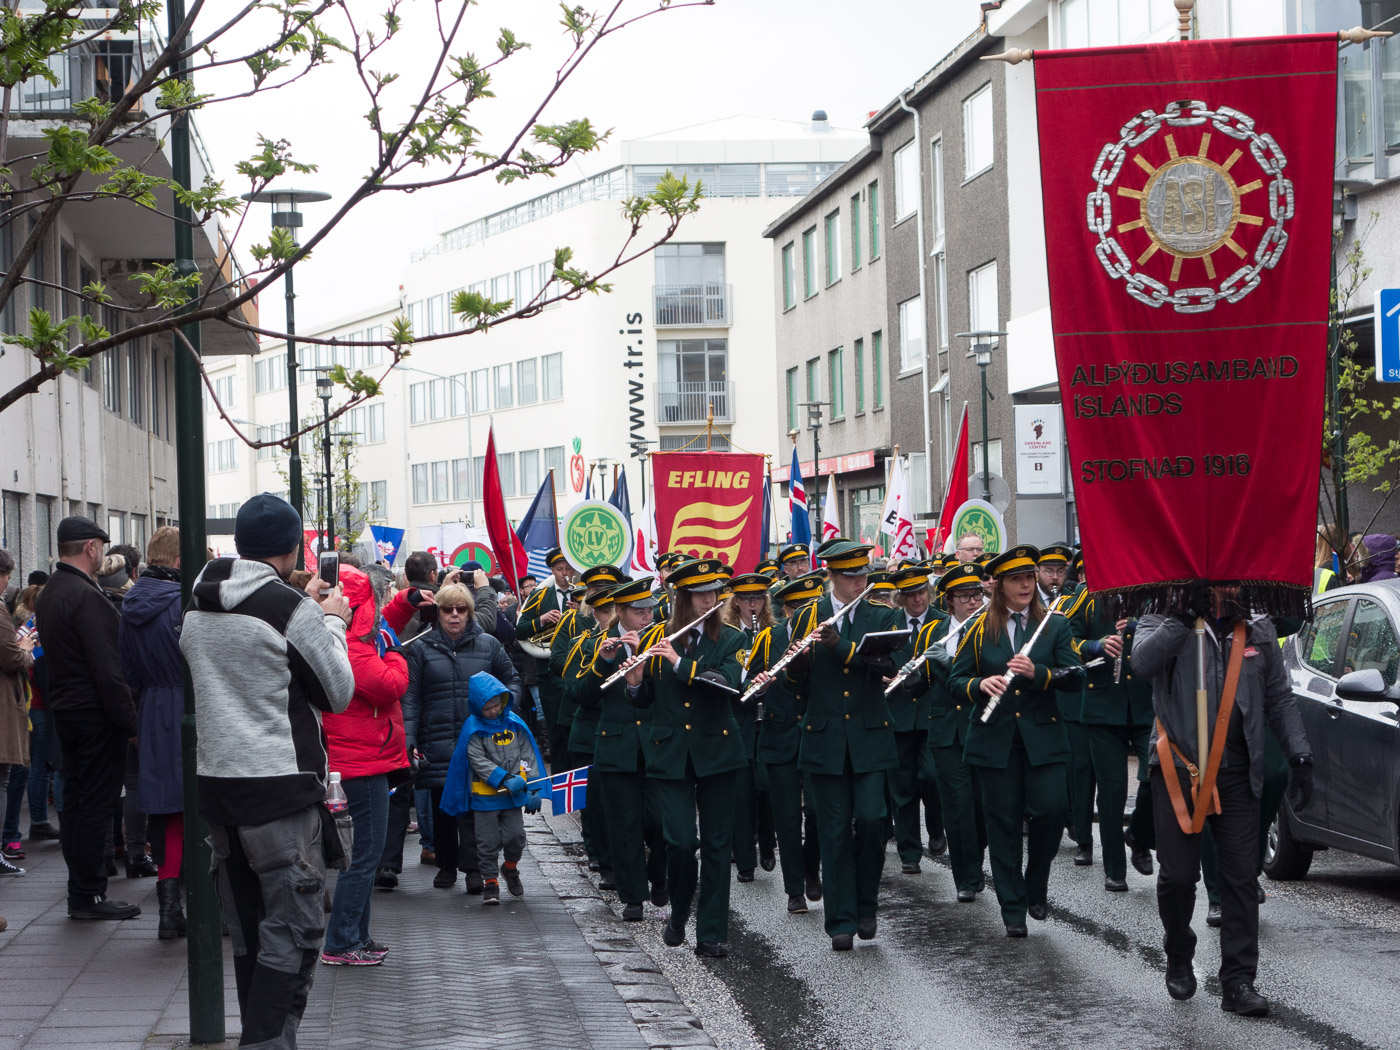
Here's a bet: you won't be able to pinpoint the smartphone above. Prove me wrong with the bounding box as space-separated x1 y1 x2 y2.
318 552 340 595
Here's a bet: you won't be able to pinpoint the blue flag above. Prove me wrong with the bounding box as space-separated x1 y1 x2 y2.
530 765 589 813
759 473 773 556
788 447 811 545
515 472 560 584
609 468 632 529
369 525 405 567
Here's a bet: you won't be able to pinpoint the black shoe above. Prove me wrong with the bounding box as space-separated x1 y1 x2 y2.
1256 880 1266 904
805 877 823 902
598 874 616 891
69 897 140 921
1166 962 1197 1001
927 835 947 857
760 849 776 872
694 941 728 958
737 869 755 883
125 853 159 879
482 881 500 905
503 867 523 897
1221 982 1269 1017
787 894 808 914
465 871 484 895
857 917 877 940
957 888 977 903
375 868 398 890
432 869 456 889
831 933 854 951
103 857 118 876
622 903 644 921
1206 902 1222 928
1005 923 1028 938
588 860 600 872
650 885 670 908
1028 903 1048 921
27 822 60 841
1125 828 1154 876
1073 846 1093 866
976 873 987 893
662 922 684 947
901 862 921 875
1104 877 1128 892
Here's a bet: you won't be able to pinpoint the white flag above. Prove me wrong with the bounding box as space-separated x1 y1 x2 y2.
631 500 657 577
821 475 842 541
879 458 917 560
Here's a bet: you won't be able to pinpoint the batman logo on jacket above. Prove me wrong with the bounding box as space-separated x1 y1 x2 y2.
492 730 515 746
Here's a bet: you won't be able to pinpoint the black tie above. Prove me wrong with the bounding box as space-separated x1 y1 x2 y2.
1013 612 1026 650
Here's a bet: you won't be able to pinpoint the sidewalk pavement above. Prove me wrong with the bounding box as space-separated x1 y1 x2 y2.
0 807 715 1049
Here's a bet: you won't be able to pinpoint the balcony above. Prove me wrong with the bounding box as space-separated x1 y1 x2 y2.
656 381 734 424
653 284 732 327
17 43 146 115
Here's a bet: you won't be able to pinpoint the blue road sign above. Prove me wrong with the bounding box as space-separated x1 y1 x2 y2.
1378 288 1400 382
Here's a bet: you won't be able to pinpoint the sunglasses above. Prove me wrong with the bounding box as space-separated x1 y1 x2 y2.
440 605 470 615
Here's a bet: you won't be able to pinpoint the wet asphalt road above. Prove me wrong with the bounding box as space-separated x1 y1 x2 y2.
627 832 1400 1050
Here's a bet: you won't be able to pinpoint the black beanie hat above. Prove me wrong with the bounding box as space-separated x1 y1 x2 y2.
234 494 303 559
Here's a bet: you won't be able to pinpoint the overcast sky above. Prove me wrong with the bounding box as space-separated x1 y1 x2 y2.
197 0 985 329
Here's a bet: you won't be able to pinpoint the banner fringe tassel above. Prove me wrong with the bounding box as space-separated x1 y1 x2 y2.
1091 580 1313 623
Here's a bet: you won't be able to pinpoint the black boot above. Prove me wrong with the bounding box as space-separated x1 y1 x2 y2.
126 853 159 879
157 879 186 940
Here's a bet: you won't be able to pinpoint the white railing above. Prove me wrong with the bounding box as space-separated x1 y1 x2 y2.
655 380 733 424
653 284 731 327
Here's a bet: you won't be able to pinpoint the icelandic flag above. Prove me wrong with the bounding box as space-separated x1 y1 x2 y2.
759 472 773 558
788 446 811 545
531 765 589 813
375 621 401 658
516 471 560 583
369 525 405 567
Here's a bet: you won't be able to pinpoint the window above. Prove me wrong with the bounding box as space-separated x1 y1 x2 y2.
452 458 472 502
497 452 516 496
894 140 918 221
1300 600 1350 676
412 464 429 504
854 339 865 414
80 264 97 387
786 367 798 430
432 461 450 503
655 243 726 287
544 446 565 490
471 368 490 412
542 353 563 400
872 331 884 408
908 452 929 514
806 358 820 402
494 364 513 408
781 243 796 310
410 381 428 424
35 497 53 572
1345 599 1398 684
801 228 817 298
898 297 925 371
366 403 385 444
971 439 1003 483
850 194 862 272
828 347 844 419
963 83 994 178
429 378 448 420
472 456 485 498
127 343 144 425
151 348 162 438
515 265 539 306
968 261 999 340
206 439 238 473
930 139 946 244
868 180 880 260
519 449 541 494
370 481 387 519
213 374 235 410
935 253 950 350
517 359 538 404
2 492 23 576
103 348 123 413
107 513 125 544
659 432 732 452
824 210 841 285
450 373 469 416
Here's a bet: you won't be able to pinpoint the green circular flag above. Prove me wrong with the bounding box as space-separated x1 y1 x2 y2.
561 500 633 572
948 499 1007 555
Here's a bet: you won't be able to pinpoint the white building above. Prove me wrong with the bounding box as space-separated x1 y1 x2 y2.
204 115 864 551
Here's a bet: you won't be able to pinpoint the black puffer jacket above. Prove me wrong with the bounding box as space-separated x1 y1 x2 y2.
401 620 521 788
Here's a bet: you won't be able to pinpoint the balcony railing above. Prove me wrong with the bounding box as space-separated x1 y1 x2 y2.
653 283 732 327
17 43 145 114
656 381 734 424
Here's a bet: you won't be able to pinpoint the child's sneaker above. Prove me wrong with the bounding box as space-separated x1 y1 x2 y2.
1 841 24 860
502 866 523 898
482 880 500 905
363 940 389 960
320 948 382 966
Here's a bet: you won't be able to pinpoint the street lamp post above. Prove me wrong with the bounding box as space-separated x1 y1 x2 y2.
316 372 335 552
332 430 358 543
954 331 1007 504
798 401 831 524
240 188 330 568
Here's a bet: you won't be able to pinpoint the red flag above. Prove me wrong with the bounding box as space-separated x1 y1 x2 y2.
932 404 969 554
482 425 528 590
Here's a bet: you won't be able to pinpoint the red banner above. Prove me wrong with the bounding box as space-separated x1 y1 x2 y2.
1035 36 1335 612
653 451 765 572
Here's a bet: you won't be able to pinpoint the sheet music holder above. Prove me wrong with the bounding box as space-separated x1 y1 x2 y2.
854 628 913 657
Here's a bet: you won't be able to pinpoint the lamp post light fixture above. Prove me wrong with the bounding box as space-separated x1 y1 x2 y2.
954 330 1007 504
797 400 832 523
240 187 331 568
307 368 337 554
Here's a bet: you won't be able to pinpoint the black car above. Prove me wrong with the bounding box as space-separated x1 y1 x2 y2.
1268 579 1400 879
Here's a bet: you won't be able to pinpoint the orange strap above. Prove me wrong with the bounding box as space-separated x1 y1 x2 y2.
1155 621 1246 836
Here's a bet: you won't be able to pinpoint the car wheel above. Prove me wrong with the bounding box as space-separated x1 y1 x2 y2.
1262 811 1313 881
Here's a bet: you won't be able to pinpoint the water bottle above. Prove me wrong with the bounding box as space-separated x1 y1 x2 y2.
325 771 349 813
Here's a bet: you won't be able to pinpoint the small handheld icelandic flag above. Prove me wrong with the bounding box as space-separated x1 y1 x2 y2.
532 765 590 814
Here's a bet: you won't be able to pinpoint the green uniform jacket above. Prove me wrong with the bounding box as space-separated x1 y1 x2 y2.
517 584 567 707
902 616 979 750
748 617 808 765
1048 585 1088 721
574 624 657 774
651 591 671 625
630 621 748 780
949 608 1080 768
549 608 593 731
564 626 603 754
1059 587 1154 727
889 610 949 733
730 622 762 755
788 595 900 776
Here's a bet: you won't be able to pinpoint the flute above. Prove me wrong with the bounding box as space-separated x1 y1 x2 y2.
979 608 1063 724
885 647 939 696
739 584 876 703
1113 598 1125 685
599 604 722 688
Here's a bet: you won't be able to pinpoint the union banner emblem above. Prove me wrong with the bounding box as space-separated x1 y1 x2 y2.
652 451 765 573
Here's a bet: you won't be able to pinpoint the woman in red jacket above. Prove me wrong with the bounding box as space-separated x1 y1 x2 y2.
321 565 410 967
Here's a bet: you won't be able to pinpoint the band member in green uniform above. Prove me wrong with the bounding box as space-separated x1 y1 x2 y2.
565 584 619 891
756 558 780 580
777 540 901 952
950 545 1083 937
747 572 825 913
1061 556 1156 892
777 543 812 580
651 552 683 625
887 566 947 873
867 570 896 607
516 548 575 762
1039 543 1095 866
579 579 669 919
722 574 778 881
625 558 747 958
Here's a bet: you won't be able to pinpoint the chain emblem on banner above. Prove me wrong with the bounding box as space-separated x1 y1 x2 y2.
1086 100 1291 313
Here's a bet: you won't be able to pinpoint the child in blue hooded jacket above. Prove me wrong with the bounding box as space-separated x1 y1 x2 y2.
441 672 545 903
